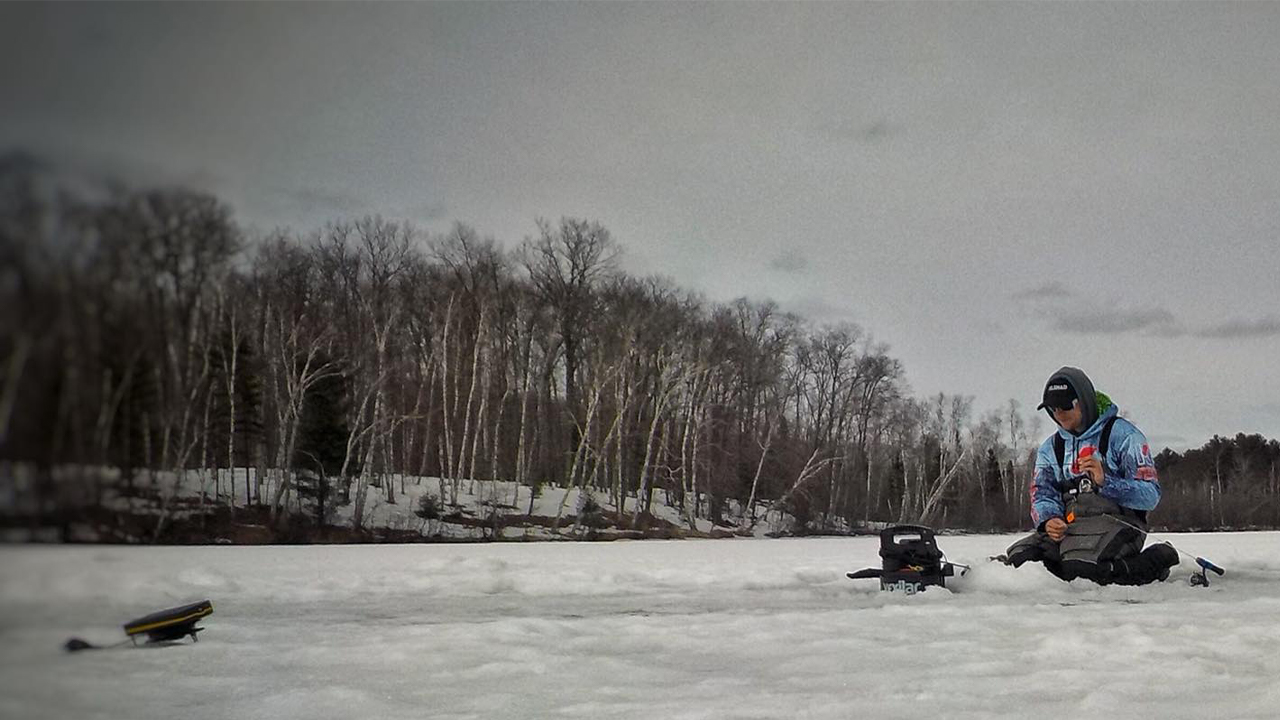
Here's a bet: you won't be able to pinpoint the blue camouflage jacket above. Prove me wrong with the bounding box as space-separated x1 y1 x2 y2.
1029 404 1162 529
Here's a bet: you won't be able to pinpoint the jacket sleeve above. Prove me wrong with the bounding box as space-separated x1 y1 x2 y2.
1098 421 1161 511
1030 441 1064 529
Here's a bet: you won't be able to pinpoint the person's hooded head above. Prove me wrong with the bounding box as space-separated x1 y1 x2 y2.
1037 366 1101 435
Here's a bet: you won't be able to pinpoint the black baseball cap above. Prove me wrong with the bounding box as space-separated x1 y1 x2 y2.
1037 377 1078 411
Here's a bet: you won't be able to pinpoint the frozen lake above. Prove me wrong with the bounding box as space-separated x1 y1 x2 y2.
2 533 1278 719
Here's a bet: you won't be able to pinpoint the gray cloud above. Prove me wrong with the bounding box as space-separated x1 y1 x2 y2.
401 201 449 224
1018 286 1186 337
1145 434 1190 451
282 186 369 217
810 115 901 144
1246 402 1280 419
1034 306 1280 341
770 252 810 273
1050 307 1181 336
1193 315 1280 339
1011 282 1077 302
782 295 854 324
3 145 232 205
0 149 49 175
251 187 450 230
1024 292 1280 341
6 2 1280 444
862 120 894 141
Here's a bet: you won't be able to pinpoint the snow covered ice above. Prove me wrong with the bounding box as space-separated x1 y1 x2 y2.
2 533 1279 719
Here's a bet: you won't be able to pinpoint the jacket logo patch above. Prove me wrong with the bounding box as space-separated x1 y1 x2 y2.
1071 445 1097 474
1137 443 1155 467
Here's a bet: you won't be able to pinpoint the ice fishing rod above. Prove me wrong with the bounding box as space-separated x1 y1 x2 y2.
1064 445 1225 586
1099 512 1226 587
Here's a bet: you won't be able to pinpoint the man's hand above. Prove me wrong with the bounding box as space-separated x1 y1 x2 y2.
1078 452 1105 487
1045 517 1067 542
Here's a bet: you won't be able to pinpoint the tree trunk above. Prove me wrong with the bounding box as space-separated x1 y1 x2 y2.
0 335 31 446
632 365 679 529
467 313 492 494
742 420 774 529
919 447 969 526
553 368 613 530
455 307 486 500
514 339 534 492
439 298 457 503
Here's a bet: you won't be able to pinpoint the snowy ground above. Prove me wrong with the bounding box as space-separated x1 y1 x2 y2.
345 476 753 538
1 466 788 541
2 533 1279 720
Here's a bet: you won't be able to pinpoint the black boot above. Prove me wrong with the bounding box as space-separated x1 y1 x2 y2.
1002 532 1061 567
1145 543 1180 582
1107 543 1180 586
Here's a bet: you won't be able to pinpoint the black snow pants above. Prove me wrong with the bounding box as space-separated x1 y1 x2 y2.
1005 497 1170 586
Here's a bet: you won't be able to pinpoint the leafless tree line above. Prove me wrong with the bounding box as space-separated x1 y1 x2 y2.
1154 434 1280 530
4 159 1267 539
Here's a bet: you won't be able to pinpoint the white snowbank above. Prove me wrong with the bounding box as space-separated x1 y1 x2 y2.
44 468 770 540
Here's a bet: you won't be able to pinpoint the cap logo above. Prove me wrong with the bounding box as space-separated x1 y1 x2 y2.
1047 384 1069 392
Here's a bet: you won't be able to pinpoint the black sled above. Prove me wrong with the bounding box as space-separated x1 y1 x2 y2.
847 525 966 594
65 600 213 652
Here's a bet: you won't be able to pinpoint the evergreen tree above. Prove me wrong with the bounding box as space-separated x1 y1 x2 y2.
294 357 350 528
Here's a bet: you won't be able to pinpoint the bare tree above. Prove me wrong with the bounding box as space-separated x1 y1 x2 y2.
520 217 619 448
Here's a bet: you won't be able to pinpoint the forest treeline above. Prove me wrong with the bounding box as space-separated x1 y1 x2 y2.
1 155 1277 541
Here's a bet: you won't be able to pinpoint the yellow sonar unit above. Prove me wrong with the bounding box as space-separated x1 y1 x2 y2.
123 599 214 644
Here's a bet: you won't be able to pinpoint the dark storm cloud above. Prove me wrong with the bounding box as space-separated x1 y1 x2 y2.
0 149 48 175
1 146 220 204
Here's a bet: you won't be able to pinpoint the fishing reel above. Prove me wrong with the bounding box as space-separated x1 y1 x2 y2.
1061 472 1096 497
1190 557 1226 587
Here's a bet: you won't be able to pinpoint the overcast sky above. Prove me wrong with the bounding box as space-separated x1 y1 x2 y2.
4 2 1279 450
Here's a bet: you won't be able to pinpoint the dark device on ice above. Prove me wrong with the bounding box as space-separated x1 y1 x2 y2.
846 525 967 594
124 599 213 643
64 600 213 652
